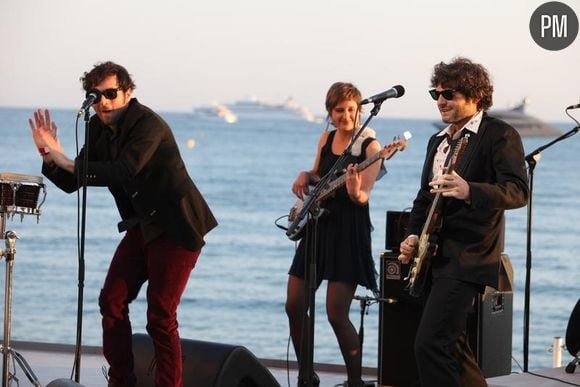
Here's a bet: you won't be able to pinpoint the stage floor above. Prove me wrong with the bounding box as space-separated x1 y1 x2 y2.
5 341 579 387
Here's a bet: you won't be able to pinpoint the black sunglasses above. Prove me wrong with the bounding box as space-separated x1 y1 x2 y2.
429 89 455 101
86 88 121 102
100 88 122 100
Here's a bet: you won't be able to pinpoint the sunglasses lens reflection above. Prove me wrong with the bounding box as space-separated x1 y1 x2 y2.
441 90 454 100
102 89 118 99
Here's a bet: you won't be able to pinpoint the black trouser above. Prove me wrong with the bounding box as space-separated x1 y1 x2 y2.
414 277 487 387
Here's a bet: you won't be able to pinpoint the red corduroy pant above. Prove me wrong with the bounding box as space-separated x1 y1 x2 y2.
99 227 200 387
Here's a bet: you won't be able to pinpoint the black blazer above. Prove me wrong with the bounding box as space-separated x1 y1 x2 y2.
43 99 217 252
407 114 529 288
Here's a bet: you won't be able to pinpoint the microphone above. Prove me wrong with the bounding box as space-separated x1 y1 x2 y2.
566 103 580 110
360 85 405 105
77 89 101 116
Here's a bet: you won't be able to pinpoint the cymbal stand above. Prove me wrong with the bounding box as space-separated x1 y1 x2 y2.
0 213 41 387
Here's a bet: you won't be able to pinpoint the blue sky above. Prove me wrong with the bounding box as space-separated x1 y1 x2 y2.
1 0 578 121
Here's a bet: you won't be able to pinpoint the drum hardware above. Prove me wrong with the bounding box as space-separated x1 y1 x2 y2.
0 172 45 387
0 172 46 224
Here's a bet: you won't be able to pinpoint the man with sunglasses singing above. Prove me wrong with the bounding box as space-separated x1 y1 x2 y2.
398 57 528 387
29 61 217 387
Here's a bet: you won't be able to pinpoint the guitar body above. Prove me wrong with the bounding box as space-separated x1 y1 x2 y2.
408 232 438 297
287 192 325 241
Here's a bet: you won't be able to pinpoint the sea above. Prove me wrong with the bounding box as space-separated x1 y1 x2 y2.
0 106 578 373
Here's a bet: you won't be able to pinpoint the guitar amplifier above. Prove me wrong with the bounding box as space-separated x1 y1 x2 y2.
378 251 422 387
385 211 410 251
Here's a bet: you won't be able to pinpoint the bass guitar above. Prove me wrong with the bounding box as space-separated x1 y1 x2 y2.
286 131 411 241
406 135 469 297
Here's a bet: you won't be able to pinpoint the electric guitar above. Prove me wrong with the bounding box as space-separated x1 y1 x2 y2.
406 135 469 297
286 131 412 241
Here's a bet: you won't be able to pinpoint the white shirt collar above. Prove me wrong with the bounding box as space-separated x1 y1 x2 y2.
436 110 483 138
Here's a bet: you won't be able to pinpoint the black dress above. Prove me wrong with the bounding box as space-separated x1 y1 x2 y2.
288 130 378 291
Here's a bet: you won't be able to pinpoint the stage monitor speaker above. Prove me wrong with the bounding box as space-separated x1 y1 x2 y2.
564 298 579 373
46 379 85 387
566 298 580 357
132 333 280 387
378 251 422 387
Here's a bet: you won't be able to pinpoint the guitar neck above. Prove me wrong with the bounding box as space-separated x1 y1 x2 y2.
420 138 465 235
421 192 442 235
317 150 384 201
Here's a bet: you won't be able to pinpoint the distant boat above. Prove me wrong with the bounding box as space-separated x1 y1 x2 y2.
228 96 323 123
433 98 561 137
192 101 238 124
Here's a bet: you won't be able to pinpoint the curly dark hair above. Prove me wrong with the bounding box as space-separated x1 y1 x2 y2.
430 57 493 111
325 82 362 114
80 61 136 92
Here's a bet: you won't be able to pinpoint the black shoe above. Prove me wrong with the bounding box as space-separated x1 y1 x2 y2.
297 371 320 387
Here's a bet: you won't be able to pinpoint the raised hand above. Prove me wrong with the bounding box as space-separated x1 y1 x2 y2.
29 109 63 154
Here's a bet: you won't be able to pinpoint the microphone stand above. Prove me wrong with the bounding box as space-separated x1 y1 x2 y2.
73 111 90 383
523 124 579 372
354 296 385 372
297 101 385 387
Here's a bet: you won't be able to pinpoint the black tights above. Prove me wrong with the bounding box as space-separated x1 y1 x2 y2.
285 275 363 385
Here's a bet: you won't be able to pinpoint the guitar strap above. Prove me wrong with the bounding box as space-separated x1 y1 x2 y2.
350 127 387 181
350 127 376 156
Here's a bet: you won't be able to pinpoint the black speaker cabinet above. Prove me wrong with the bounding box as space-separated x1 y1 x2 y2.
378 251 422 387
467 289 513 378
466 253 514 378
132 333 280 387
378 252 513 385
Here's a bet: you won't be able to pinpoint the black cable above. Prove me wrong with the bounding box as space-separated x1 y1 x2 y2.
70 112 88 382
274 214 289 231
70 113 82 380
565 107 580 129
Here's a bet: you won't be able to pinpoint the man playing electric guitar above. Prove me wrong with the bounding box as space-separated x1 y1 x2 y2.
398 58 528 387
405 135 469 298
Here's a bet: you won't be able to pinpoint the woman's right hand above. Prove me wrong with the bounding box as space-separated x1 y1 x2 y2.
292 171 312 200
